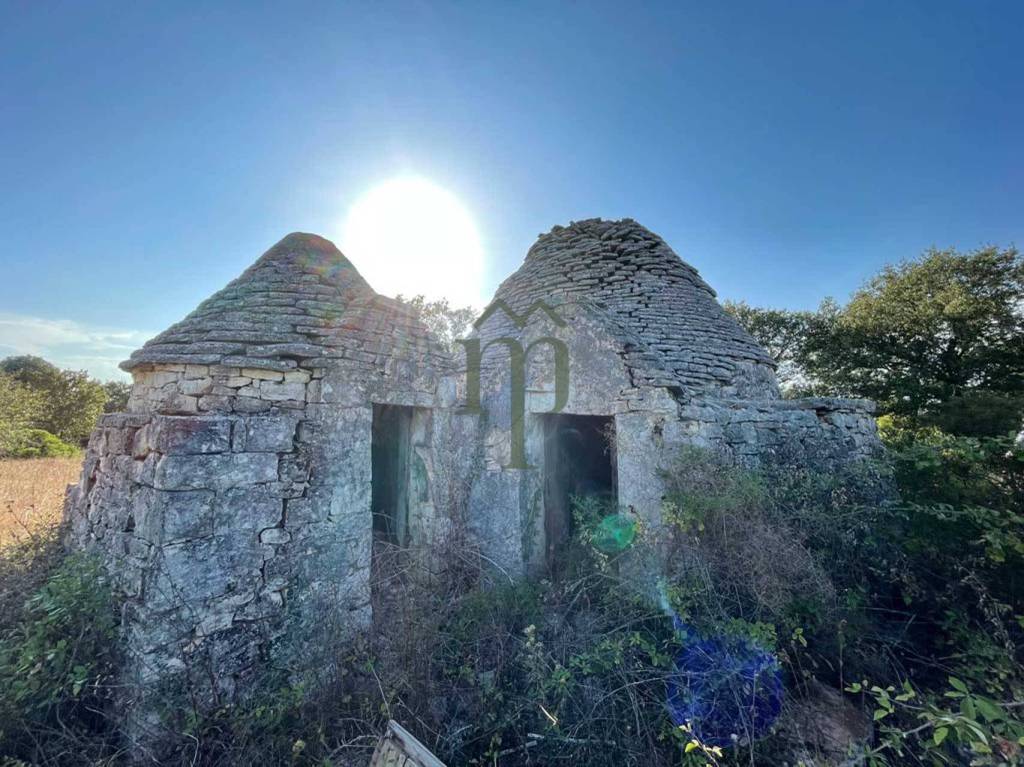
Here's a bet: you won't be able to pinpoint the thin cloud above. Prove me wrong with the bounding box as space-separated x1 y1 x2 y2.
0 313 153 382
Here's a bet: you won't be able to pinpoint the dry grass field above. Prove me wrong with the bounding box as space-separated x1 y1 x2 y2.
0 457 80 547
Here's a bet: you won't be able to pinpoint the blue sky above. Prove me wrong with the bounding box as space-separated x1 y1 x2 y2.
1 1 1021 380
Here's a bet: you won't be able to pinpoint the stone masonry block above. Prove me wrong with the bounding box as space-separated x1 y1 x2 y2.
152 416 231 455
260 380 306 401
234 416 298 453
241 367 285 381
219 486 283 531
154 453 279 490
157 489 217 542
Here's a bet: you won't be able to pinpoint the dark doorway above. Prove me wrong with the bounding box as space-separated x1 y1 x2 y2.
542 414 616 569
371 404 415 546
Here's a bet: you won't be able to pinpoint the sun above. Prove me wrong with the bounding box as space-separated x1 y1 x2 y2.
341 177 485 307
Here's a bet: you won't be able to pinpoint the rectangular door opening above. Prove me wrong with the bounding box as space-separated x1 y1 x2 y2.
371 404 415 547
543 414 616 570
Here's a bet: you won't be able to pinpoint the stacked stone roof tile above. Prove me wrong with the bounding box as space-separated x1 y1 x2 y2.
126 222 777 396
492 218 778 396
123 232 451 374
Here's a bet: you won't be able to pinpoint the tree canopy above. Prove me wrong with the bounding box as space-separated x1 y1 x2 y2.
0 373 43 456
807 246 1023 413
728 246 1024 435
722 301 817 393
0 356 111 446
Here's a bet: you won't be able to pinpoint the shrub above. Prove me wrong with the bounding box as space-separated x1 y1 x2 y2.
5 428 80 458
659 447 836 638
0 550 120 765
0 440 1017 766
0 356 108 446
0 373 42 457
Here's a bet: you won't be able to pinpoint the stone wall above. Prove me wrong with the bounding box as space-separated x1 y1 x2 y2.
67 359 372 744
66 346 473 750
613 395 882 525
466 300 883 574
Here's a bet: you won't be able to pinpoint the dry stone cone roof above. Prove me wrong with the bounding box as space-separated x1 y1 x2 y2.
125 222 777 397
122 232 445 373
493 218 778 396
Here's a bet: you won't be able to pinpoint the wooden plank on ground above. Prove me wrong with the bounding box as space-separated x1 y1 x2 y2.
369 720 446 767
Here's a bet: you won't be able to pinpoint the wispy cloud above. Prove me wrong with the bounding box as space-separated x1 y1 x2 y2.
0 313 153 382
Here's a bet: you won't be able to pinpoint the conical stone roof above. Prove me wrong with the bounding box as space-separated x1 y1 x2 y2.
491 218 778 397
122 232 439 373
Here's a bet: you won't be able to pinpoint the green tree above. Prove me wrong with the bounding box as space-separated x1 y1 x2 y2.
396 294 477 351
800 247 1024 433
101 380 131 413
0 372 43 456
0 356 58 391
0 356 108 445
723 301 818 394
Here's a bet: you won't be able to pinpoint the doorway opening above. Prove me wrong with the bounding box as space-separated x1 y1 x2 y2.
371 404 415 547
542 414 616 570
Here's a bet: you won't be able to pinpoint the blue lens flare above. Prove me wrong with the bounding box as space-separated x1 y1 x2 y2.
665 614 783 747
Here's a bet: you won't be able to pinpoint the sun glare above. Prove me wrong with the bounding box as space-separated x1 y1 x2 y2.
341 177 485 307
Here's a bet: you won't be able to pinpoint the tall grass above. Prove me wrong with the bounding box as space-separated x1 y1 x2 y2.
0 456 80 548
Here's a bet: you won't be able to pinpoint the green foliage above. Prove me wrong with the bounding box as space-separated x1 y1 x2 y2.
721 248 1023 765
879 415 1023 510
922 391 1024 439
175 565 681 766
0 355 63 391
653 438 1022 765
848 677 1024 765
803 246 1024 421
179 675 315 765
0 552 119 764
659 448 837 638
432 573 677 766
878 416 1024 616
396 293 477 350
1 355 109 445
5 428 80 458
661 446 767 530
101 379 131 413
728 246 1024 432
827 419 1024 765
0 372 43 456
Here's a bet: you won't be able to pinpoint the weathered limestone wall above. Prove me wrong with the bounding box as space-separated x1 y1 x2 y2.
469 302 640 572
614 396 881 524
467 300 883 575
66 343 471 748
65 232 465 746
67 359 374 741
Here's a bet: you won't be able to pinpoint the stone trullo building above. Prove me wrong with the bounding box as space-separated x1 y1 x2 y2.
65 218 881 737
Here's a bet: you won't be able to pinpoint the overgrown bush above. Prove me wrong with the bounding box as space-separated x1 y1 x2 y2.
0 372 42 458
2 436 1020 765
0 541 120 765
158 453 886 766
658 448 838 641
4 428 80 458
167 515 691 766
825 421 1024 766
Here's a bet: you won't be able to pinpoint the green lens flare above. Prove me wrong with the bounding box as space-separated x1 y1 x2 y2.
591 513 636 554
